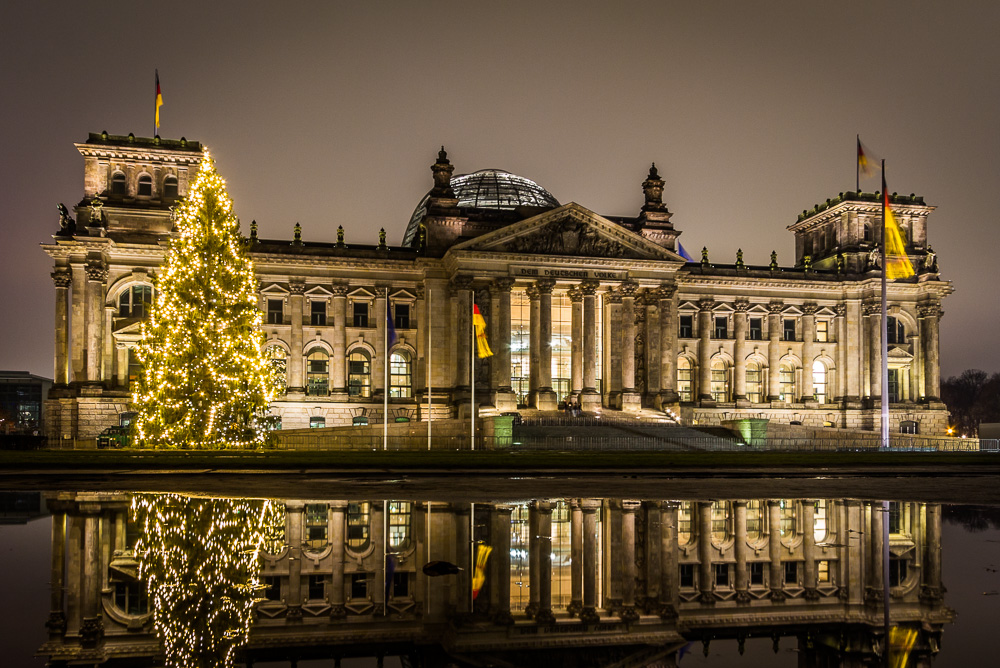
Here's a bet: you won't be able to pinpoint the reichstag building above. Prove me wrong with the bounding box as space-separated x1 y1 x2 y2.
42 133 952 443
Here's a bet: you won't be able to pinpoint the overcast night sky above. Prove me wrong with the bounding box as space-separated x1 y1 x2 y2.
1 1 998 380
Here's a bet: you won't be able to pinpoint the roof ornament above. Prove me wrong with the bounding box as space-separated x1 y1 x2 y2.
769 250 779 272
736 248 744 269
336 225 346 248
430 146 456 198
701 246 710 266
641 162 667 213
56 203 75 237
292 222 302 246
378 227 387 250
249 220 258 244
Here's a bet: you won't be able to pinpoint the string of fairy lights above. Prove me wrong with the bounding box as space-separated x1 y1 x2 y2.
131 493 284 668
132 150 276 449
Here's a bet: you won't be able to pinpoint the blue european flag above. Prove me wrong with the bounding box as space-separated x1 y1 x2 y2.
387 305 398 346
677 241 694 262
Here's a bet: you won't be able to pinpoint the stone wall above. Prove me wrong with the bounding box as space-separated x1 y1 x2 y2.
685 403 949 436
271 417 508 451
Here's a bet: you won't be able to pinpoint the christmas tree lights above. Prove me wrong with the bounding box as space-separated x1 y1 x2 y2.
132 493 284 668
132 150 275 448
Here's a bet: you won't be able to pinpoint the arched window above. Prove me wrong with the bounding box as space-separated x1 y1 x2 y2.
346 502 371 551
306 348 329 396
111 171 126 196
118 285 153 318
113 579 149 616
863 222 873 243
265 345 287 394
137 174 152 197
389 351 412 398
348 350 371 398
812 360 828 404
304 504 328 550
711 501 730 545
779 500 797 539
710 358 729 402
779 363 796 402
746 361 763 403
745 500 763 543
887 316 905 344
677 502 693 546
388 501 412 551
677 357 693 402
163 175 178 199
813 500 828 543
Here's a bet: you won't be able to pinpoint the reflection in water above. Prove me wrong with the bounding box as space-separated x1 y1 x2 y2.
39 494 954 667
131 494 282 668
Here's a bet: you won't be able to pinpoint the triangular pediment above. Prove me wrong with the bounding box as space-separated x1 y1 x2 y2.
887 346 913 360
450 203 684 261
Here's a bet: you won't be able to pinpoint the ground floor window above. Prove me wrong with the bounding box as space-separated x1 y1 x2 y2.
348 350 371 398
746 362 763 403
812 360 828 403
888 368 901 403
779 364 795 402
389 351 412 398
677 358 693 402
900 420 918 434
309 416 325 428
710 359 729 402
307 348 329 395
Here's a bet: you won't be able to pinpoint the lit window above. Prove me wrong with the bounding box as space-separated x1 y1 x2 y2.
812 360 827 404
127 349 142 389
711 501 729 545
137 174 152 197
813 500 828 543
779 364 795 402
779 500 796 538
746 361 763 403
163 175 178 199
818 560 830 583
388 501 412 551
304 504 328 549
389 351 411 398
677 502 693 546
394 303 410 329
306 348 329 396
267 299 284 325
677 357 693 402
348 350 371 398
746 501 763 543
118 285 153 318
888 502 903 535
816 320 828 342
111 172 126 196
309 416 325 428
353 302 369 328
710 358 729 402
347 502 370 551
888 368 901 403
311 300 327 326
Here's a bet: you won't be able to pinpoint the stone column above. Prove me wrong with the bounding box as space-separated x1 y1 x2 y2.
331 286 348 397
581 500 600 623
330 502 347 618
697 502 714 604
802 500 818 599
868 502 885 602
657 285 678 406
527 284 540 401
372 502 386 614
607 501 623 607
52 270 72 385
659 502 679 619
288 282 305 392
767 302 783 401
47 509 67 637
569 500 583 616
767 501 784 600
698 299 715 402
535 502 555 624
581 281 601 412
491 278 516 411
533 279 557 409
286 504 304 617
453 277 473 393
526 503 540 618
800 303 817 402
644 501 662 604
70 264 87 383
733 299 749 402
733 501 750 604
619 280 640 410
620 501 640 621
80 510 104 643
115 344 128 388
922 504 943 602
845 300 863 402
866 301 882 400
920 302 943 401
834 304 847 401
569 287 584 399
491 505 514 624
85 261 108 384
414 287 427 397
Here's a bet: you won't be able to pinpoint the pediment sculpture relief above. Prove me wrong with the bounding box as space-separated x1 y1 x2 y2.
502 219 627 258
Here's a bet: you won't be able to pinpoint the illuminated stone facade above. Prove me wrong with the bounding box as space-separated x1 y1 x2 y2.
39 492 953 667
41 134 952 444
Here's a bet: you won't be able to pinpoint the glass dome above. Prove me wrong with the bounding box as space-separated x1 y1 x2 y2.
403 169 559 246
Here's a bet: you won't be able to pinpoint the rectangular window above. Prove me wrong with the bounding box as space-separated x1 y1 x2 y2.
391 571 409 598
267 299 284 325
816 320 828 342
817 560 830 583
264 576 281 602
394 303 410 329
711 366 728 402
304 503 328 549
714 316 727 339
308 575 326 600
888 502 903 534
749 317 763 341
746 367 763 403
351 573 369 600
888 368 900 403
783 561 798 586
889 558 907 587
714 563 730 588
749 562 765 586
309 416 325 428
679 314 693 338
679 563 695 588
353 302 369 328
310 300 327 326
677 363 693 402
783 318 796 341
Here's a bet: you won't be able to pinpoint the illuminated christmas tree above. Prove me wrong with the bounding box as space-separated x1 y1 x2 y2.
132 493 283 668
132 151 273 449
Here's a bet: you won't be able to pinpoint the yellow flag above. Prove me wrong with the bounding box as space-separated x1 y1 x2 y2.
472 304 493 358
883 185 914 279
155 70 163 131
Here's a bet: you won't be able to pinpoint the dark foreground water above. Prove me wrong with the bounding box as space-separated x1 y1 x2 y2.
2 482 998 667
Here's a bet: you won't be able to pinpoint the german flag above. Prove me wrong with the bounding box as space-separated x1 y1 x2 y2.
882 174 914 280
155 70 163 132
473 304 493 358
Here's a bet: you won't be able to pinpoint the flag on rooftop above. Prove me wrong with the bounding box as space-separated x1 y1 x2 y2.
677 241 694 261
155 70 163 132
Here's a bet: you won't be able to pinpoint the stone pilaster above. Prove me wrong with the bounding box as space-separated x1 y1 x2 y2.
864 299 882 401
767 500 784 601
331 286 348 398
52 269 72 385
697 502 715 604
288 282 305 393
70 264 87 383
580 280 601 412
80 511 103 645
620 501 640 621
453 276 473 393
733 299 749 403
657 284 678 407
47 510 67 637
491 505 515 625
919 302 943 401
535 502 555 624
373 289 388 399
659 502 678 621
532 279 557 410
102 306 114 385
568 500 583 616
569 286 584 399
767 302 783 401
834 304 848 402
619 280 641 411
286 503 304 617
491 278 517 411
581 500 601 623
802 500 818 600
800 303 818 402
697 298 715 403
733 501 750 604
372 502 386 615
920 504 943 603
84 261 108 384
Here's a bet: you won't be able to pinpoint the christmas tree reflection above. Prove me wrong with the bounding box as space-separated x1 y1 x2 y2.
131 493 283 668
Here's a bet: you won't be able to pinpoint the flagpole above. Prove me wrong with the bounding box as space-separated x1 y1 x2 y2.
154 70 158 138
383 499 388 617
856 135 860 193
427 288 432 451
471 297 476 452
880 161 889 451
384 287 389 451
470 502 475 611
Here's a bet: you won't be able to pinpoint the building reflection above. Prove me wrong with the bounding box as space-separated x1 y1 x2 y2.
40 494 953 667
